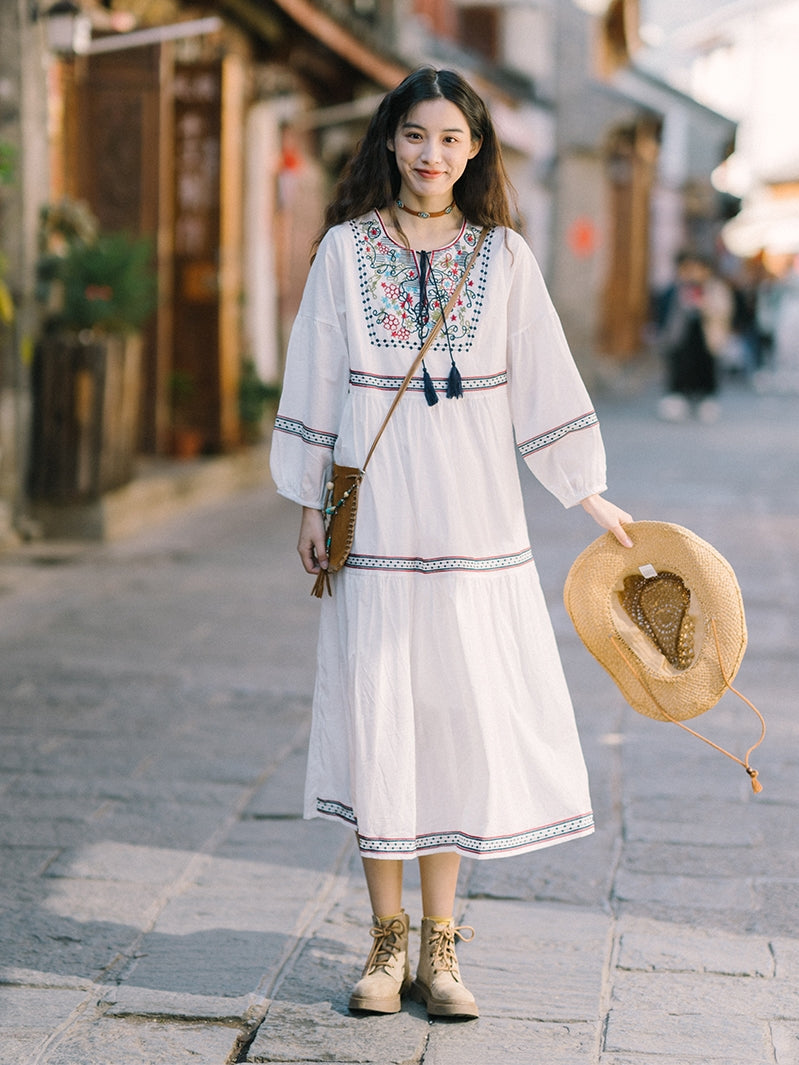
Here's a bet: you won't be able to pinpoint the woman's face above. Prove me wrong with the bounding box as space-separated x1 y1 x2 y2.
388 98 481 206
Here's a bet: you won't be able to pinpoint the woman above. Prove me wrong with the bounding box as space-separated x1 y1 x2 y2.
270 67 632 1020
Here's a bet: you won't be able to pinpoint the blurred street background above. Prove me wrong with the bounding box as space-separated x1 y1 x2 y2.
1 0 799 1062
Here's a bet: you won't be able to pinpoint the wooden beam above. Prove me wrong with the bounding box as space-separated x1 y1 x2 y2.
219 0 407 89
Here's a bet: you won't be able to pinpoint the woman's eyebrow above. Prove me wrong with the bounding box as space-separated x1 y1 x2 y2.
400 121 467 133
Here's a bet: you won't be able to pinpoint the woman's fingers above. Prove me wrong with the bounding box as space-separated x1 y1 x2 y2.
580 494 634 547
298 507 328 574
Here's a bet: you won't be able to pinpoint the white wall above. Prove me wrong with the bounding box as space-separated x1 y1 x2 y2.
503 4 556 90
243 102 282 385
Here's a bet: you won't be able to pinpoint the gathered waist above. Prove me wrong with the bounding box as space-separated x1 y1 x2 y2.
349 369 507 395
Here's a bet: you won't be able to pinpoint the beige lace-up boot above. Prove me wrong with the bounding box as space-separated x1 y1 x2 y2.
348 911 411 1013
411 918 478 1018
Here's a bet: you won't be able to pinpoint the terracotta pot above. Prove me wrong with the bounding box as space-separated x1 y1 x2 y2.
171 427 204 459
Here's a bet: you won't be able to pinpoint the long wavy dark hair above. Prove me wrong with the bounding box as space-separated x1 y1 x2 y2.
313 67 517 252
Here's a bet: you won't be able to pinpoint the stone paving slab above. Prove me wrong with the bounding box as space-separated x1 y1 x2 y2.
616 922 774 976
26 877 162 931
600 1059 760 1065
32 1016 238 1065
773 937 799 978
602 1008 773 1061
44 841 199 885
772 1022 799 1065
467 828 619 908
0 986 89 1030
621 799 765 847
421 1018 599 1065
9 773 246 808
243 746 309 818
247 1002 429 1064
609 969 799 1024
612 869 756 913
459 899 609 1022
103 987 264 1022
750 881 799 937
0 906 136 982
0 970 94 991
619 839 799 879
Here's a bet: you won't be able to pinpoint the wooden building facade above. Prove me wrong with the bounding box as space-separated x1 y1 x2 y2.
47 5 406 460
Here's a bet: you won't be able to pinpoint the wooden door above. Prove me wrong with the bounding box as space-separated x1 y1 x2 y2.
67 45 164 452
600 117 660 360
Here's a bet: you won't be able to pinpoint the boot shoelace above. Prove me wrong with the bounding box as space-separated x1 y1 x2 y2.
365 917 406 975
428 923 476 975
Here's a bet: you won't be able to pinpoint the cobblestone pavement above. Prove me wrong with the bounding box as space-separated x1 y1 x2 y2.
0 378 797 1065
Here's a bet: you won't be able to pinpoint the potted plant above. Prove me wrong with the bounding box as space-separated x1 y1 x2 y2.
238 358 279 444
169 368 204 458
30 198 156 503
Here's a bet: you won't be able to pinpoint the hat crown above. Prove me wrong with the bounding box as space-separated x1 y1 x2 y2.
621 571 695 671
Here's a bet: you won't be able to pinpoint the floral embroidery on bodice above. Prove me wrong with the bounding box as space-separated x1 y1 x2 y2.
351 215 489 353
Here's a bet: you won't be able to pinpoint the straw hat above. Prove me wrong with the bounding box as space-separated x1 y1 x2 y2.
564 521 765 791
564 521 746 721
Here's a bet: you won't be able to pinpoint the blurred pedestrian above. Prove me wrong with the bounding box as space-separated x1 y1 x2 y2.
270 67 631 1021
756 254 799 394
657 251 734 422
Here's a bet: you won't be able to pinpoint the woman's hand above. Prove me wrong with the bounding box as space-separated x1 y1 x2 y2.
580 493 634 547
298 506 328 575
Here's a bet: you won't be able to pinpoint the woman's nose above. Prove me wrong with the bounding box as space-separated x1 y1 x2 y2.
419 139 441 163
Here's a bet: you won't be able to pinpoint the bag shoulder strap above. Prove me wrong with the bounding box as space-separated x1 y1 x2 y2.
361 227 488 471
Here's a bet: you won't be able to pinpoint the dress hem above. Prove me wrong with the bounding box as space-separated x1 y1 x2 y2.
308 797 595 860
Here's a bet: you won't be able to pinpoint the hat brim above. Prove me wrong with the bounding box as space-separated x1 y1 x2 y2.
564 521 747 722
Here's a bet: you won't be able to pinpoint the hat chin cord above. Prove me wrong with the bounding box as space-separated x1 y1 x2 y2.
611 619 766 794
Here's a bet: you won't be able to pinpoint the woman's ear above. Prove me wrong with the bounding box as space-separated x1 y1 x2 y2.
387 138 395 153
468 138 482 160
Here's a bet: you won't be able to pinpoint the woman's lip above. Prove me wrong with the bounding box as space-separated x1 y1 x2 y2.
416 169 444 179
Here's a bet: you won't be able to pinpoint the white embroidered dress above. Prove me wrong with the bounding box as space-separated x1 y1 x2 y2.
271 213 607 860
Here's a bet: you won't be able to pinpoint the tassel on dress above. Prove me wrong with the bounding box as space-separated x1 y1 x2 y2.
422 366 439 406
446 363 463 399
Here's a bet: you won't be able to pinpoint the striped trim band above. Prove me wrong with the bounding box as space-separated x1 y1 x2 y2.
517 411 598 457
274 415 337 450
350 370 507 393
315 799 595 857
344 547 533 574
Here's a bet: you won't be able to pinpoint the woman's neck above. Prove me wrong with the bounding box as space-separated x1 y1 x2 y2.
381 203 465 250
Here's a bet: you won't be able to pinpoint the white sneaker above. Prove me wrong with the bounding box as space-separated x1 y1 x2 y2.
697 398 721 424
657 394 690 422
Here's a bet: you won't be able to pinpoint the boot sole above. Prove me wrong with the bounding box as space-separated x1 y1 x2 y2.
349 977 412 1014
348 995 402 1014
410 979 479 1019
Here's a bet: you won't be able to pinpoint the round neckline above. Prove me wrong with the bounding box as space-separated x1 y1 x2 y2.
374 209 468 253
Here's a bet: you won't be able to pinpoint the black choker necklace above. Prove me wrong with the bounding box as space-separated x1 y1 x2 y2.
395 199 455 219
